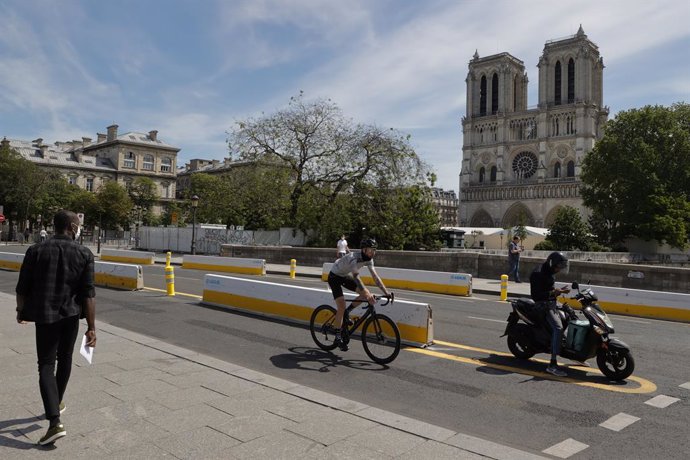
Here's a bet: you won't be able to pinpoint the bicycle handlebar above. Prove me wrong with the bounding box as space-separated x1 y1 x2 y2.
379 292 395 306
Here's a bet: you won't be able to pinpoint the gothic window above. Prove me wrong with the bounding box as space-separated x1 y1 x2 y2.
161 157 172 173
143 155 154 171
124 151 135 168
568 58 575 103
490 166 497 182
555 61 562 105
512 151 538 179
491 73 499 114
567 160 575 177
513 75 518 111
480 76 487 116
479 167 485 183
554 162 561 178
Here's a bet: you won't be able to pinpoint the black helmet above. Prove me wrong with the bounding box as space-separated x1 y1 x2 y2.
360 238 378 249
546 251 569 273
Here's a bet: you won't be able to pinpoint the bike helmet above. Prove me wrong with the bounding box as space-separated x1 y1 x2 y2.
546 251 569 274
360 238 378 249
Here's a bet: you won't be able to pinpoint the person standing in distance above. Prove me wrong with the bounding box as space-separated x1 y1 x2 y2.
336 234 349 259
16 210 96 446
508 236 523 283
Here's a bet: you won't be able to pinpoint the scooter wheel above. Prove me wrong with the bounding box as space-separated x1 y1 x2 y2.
507 336 536 359
596 348 635 381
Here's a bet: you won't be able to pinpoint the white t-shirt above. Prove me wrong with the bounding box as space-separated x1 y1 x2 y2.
330 250 373 277
337 238 348 253
40 229 47 237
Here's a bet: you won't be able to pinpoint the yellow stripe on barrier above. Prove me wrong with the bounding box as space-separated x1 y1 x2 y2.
0 261 22 271
361 276 471 296
562 298 690 323
202 289 430 344
182 262 264 275
94 273 140 290
101 255 154 265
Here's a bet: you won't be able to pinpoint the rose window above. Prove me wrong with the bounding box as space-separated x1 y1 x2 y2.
512 151 538 178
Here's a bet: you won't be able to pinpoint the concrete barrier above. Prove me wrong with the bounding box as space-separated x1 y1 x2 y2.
94 261 144 290
183 255 265 275
561 285 690 323
100 248 155 265
0 252 24 271
202 274 433 347
321 263 472 297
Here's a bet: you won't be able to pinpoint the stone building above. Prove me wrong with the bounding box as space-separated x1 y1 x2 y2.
430 187 459 227
459 26 608 227
3 124 179 214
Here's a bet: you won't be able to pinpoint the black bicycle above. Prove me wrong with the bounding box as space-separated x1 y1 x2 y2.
309 294 401 364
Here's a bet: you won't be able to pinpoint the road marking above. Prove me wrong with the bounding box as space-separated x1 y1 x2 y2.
613 317 651 324
599 412 640 431
680 382 690 390
413 340 657 394
542 438 589 458
644 395 680 408
467 316 505 323
143 287 202 299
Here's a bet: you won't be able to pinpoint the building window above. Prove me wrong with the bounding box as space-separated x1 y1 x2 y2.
124 152 136 168
512 151 538 179
513 75 518 111
491 73 499 114
480 76 487 116
143 155 154 170
554 162 561 178
567 58 575 103
162 182 170 198
86 178 94 192
555 61 562 105
479 167 485 183
161 157 172 172
490 166 497 182
567 160 575 177
68 176 77 185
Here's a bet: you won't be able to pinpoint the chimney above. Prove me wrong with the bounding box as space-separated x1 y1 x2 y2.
97 133 106 143
1 137 10 149
211 160 220 167
32 138 43 146
148 130 158 141
39 145 48 158
107 124 118 142
82 137 92 147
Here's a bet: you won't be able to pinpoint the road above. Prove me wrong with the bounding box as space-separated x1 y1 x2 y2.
1 261 688 459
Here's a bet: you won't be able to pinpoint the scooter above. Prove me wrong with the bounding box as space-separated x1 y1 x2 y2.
502 282 635 381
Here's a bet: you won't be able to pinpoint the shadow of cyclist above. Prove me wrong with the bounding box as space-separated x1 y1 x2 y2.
270 347 390 373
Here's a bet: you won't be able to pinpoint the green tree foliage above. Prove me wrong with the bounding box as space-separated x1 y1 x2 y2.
96 181 132 230
581 103 690 248
128 177 158 225
545 206 591 251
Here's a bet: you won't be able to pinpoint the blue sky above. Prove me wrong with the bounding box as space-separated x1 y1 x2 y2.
1 0 688 194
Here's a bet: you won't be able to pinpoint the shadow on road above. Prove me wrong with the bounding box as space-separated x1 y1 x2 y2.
270 346 389 373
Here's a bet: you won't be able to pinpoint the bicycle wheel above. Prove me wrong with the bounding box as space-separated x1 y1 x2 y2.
361 314 401 364
310 305 339 351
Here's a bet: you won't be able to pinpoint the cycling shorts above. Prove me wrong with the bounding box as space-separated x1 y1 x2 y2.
327 272 358 299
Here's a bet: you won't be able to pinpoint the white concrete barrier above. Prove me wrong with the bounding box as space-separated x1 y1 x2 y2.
100 248 155 265
0 252 24 271
203 274 433 347
561 285 690 323
321 263 472 297
183 255 265 275
95 261 144 290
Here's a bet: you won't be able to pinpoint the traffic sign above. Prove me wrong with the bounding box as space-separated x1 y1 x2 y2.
0 214 5 223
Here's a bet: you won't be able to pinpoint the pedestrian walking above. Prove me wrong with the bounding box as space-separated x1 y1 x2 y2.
336 235 349 259
15 210 96 446
39 228 47 242
508 236 522 283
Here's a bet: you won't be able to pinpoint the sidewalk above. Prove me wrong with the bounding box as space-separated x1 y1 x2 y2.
0 292 546 459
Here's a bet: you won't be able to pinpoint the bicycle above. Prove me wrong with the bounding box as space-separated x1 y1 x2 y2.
309 294 401 364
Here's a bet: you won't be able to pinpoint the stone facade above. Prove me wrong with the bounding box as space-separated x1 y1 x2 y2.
459 26 609 227
3 124 179 215
431 187 459 227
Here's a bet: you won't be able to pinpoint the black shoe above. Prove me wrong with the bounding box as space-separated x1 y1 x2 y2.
334 335 349 352
38 424 66 445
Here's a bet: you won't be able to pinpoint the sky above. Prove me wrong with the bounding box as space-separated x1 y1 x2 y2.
1 0 689 194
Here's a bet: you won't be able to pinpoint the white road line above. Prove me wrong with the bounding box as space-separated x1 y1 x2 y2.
680 382 690 390
467 316 506 324
599 412 640 431
644 395 680 408
613 317 650 324
542 438 589 458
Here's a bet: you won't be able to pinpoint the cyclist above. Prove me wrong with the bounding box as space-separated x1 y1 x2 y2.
327 238 392 351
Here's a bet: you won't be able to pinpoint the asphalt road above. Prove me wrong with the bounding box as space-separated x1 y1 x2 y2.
1 261 688 459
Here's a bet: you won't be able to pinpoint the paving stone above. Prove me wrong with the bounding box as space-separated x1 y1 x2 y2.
104 367 170 386
286 408 376 445
286 385 369 413
150 357 208 375
160 369 241 389
206 386 298 416
153 426 242 459
266 397 335 423
397 440 488 460
304 441 393 460
96 399 173 425
192 355 245 374
147 385 227 410
339 424 426 457
106 442 175 459
24 390 122 419
212 410 298 442
227 429 325 459
231 367 300 391
201 375 261 397
105 378 178 402
145 403 234 434
355 406 456 442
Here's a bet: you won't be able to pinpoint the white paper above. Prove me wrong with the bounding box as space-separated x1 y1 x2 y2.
80 334 94 364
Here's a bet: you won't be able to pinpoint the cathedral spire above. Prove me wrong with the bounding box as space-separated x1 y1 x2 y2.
473 49 479 60
577 24 585 36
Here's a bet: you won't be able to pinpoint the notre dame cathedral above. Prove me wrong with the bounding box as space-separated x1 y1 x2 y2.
459 26 609 227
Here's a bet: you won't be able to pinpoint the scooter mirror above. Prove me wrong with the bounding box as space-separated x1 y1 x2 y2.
571 282 579 290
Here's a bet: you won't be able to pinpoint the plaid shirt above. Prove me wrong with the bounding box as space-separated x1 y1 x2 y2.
16 235 95 324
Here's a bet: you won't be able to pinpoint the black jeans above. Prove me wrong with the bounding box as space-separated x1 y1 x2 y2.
35 315 80 420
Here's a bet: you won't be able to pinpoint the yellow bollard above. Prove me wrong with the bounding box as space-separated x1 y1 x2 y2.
500 274 508 301
165 265 175 296
166 251 172 267
290 259 297 279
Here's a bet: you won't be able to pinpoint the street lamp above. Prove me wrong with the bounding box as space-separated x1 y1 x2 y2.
190 195 199 255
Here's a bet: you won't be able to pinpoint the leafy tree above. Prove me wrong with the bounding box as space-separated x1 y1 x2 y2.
545 206 591 250
128 177 158 225
96 181 132 230
581 103 690 248
186 173 232 225
228 92 429 231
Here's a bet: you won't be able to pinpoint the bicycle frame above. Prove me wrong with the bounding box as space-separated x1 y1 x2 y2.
341 302 376 340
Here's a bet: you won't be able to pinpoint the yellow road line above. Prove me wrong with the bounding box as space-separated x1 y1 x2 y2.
143 287 202 299
407 340 656 394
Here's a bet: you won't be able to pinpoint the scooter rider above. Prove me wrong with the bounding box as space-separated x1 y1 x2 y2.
530 251 577 377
